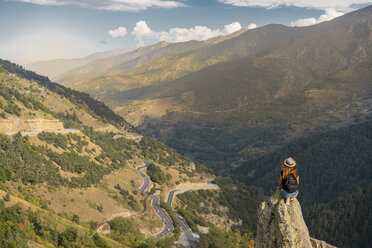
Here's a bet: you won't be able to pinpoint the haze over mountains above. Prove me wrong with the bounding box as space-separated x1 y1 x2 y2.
25 47 136 78
54 29 248 90
56 5 372 171
1 4 372 248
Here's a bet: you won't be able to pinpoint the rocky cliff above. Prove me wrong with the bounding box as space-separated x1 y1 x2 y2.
256 190 336 248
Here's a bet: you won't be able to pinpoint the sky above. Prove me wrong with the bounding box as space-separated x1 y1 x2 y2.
0 0 371 64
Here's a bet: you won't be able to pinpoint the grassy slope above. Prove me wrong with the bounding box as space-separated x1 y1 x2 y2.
0 64 209 247
0 189 124 248
0 59 133 131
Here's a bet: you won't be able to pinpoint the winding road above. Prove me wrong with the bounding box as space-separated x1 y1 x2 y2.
152 195 174 237
137 160 151 194
166 182 218 247
95 160 153 233
138 161 217 245
96 159 217 247
167 183 218 207
137 161 175 238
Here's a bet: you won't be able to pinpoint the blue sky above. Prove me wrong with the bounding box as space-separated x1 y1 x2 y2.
0 0 371 64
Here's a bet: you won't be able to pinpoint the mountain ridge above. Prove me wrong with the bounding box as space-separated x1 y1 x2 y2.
26 47 137 78
57 5 372 102
55 29 248 86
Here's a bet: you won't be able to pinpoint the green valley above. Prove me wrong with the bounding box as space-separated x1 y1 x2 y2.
0 60 238 247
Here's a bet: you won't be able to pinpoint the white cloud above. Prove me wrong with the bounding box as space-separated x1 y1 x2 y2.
290 8 344 27
18 0 63 4
247 23 257 29
223 22 242 34
10 0 187 11
217 0 372 11
108 26 128 38
131 21 243 46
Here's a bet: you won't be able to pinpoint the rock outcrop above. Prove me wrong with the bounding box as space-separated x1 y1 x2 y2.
256 190 336 248
0 119 17 132
0 118 64 133
24 119 64 132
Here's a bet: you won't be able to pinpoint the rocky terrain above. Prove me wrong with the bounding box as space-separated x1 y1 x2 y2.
256 190 336 248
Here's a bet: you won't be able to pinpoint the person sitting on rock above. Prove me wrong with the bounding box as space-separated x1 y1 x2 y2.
278 157 299 205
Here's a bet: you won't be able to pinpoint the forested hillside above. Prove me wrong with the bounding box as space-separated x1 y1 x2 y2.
0 61 213 247
234 119 372 205
231 119 372 247
304 184 372 248
169 118 371 247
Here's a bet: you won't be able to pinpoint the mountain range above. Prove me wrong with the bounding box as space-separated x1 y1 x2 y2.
25 47 136 78
55 5 372 173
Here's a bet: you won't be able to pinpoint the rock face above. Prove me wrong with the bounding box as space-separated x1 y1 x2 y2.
24 119 64 132
0 118 64 133
256 190 336 248
0 119 17 132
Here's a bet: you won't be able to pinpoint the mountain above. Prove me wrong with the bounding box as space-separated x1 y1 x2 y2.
55 29 247 92
0 60 229 247
57 6 372 101
0 59 133 129
53 6 372 174
25 47 136 78
121 12 372 170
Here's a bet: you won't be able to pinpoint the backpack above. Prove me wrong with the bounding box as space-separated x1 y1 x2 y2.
283 174 298 193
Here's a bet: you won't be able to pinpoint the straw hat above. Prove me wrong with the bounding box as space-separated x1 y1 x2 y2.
283 157 296 167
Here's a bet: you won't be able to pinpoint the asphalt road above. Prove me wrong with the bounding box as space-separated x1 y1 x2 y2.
137 160 175 238
167 183 218 207
174 212 199 247
167 182 217 247
137 160 151 194
96 160 216 244
95 160 153 232
152 195 174 237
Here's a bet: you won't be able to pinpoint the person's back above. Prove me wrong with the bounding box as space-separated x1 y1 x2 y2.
278 157 299 205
